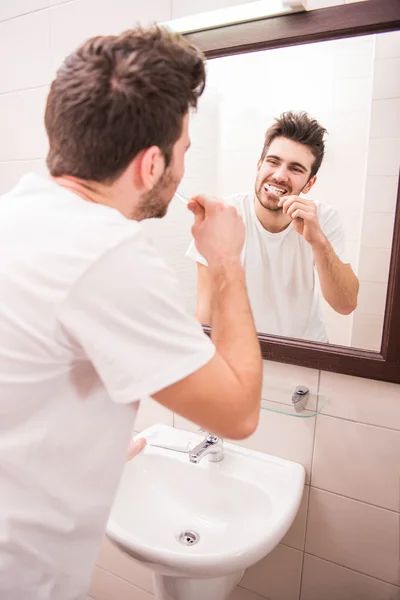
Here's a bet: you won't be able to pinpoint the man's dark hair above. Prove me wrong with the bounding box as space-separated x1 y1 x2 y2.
261 111 327 179
45 26 206 182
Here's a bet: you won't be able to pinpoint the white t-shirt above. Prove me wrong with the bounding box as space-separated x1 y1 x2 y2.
0 174 215 600
187 193 347 342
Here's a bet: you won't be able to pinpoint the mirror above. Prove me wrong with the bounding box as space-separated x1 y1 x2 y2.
145 31 399 351
142 0 400 382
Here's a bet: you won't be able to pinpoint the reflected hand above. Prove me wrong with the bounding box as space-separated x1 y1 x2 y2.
188 195 245 267
126 437 146 461
278 195 325 246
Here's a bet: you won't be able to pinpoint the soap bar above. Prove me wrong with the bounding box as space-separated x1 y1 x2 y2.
143 428 191 453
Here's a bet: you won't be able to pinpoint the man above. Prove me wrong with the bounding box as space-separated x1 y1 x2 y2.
188 111 359 342
0 27 262 600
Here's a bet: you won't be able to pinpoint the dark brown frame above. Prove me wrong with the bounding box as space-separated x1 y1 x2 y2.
187 0 400 383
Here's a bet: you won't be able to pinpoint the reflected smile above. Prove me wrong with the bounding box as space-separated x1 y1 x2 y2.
264 184 287 197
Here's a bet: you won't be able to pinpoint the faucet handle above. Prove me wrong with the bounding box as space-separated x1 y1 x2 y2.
198 429 220 443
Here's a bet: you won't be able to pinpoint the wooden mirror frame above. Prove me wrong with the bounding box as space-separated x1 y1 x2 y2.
186 0 400 383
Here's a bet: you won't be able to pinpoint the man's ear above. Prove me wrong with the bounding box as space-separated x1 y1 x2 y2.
136 146 165 191
257 157 262 171
302 175 317 195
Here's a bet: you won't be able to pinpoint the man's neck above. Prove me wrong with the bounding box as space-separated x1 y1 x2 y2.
52 175 136 219
253 195 291 234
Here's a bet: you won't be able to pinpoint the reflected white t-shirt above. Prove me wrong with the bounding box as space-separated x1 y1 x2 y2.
0 174 215 600
187 193 347 342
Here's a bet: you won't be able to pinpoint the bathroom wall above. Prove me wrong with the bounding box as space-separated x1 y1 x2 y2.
350 36 400 350
0 1 398 600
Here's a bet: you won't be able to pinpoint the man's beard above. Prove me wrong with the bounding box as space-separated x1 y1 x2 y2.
136 166 177 220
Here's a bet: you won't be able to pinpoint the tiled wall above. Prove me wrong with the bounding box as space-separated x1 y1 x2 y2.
0 1 398 600
351 31 400 351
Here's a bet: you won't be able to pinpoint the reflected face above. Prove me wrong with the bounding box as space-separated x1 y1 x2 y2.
255 137 316 212
138 113 191 219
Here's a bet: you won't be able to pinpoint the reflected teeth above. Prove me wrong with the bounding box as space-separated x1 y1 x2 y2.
264 184 286 196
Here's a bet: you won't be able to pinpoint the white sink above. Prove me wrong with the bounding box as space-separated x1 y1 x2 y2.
106 424 305 600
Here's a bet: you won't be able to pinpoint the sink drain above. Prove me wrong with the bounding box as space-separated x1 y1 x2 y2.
177 530 200 546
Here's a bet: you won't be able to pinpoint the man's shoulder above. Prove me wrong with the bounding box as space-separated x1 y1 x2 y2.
314 199 342 227
224 192 253 215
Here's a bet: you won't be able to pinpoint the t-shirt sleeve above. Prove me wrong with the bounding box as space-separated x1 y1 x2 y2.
57 232 216 404
318 204 348 264
185 239 208 267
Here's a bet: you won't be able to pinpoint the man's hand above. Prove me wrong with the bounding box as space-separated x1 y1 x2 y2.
278 195 325 247
126 437 146 461
188 195 245 268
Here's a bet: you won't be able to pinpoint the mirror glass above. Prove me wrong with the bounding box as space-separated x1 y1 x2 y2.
142 31 400 352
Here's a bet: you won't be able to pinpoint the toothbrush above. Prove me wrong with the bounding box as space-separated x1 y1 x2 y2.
174 191 189 205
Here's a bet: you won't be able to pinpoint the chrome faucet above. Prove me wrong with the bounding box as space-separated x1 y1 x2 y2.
189 430 224 464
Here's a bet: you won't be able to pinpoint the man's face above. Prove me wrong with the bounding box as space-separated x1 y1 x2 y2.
138 114 190 219
255 136 316 212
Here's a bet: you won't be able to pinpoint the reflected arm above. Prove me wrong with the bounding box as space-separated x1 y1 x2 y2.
195 263 213 325
312 237 359 315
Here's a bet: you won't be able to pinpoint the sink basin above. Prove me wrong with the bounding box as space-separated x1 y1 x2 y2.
106 424 305 584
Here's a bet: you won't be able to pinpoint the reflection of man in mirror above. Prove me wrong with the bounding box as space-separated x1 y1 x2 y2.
187 111 359 342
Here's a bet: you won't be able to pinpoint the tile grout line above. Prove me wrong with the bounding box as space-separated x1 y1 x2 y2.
236 584 272 599
0 6 49 25
310 484 400 514
94 565 154 596
303 551 400 589
0 84 49 98
309 408 400 434
0 159 45 165
297 369 321 599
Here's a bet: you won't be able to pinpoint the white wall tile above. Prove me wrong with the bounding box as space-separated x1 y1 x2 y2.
318 371 400 430
375 31 400 59
96 537 153 593
364 175 398 214
0 160 48 195
301 554 400 600
0 87 49 161
305 488 400 585
312 415 400 511
361 212 395 249
373 58 400 100
261 361 319 412
0 0 49 22
350 312 384 351
240 544 303 600
358 247 392 283
134 396 173 432
367 138 400 177
50 0 171 75
89 566 154 600
334 51 374 79
281 485 309 551
370 99 400 139
357 280 388 316
332 77 373 113
171 0 254 19
0 10 51 93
